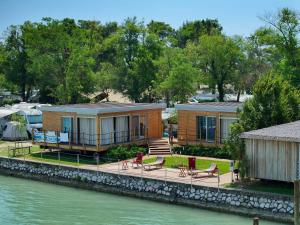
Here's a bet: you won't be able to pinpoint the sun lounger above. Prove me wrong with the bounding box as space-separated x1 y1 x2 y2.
191 163 218 178
144 156 165 170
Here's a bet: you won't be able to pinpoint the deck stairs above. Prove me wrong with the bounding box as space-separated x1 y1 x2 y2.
148 138 172 155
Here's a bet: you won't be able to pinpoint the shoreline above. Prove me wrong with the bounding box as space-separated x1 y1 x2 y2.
0 157 293 224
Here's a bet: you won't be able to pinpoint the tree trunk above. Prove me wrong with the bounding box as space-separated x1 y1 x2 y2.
237 90 241 102
217 84 224 102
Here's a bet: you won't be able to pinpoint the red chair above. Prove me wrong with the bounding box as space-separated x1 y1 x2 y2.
131 152 144 168
188 157 196 170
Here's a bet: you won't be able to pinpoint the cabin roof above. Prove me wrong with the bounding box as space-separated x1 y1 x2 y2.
240 120 300 143
40 102 166 115
175 102 242 113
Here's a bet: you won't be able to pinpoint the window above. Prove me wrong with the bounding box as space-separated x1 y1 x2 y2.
197 116 216 143
61 117 73 142
220 117 236 143
27 115 42 124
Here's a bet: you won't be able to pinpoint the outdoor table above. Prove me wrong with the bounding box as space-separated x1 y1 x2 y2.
178 166 187 177
122 160 129 170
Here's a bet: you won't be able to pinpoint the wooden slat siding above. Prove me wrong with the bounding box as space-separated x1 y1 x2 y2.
177 110 237 146
42 109 163 150
266 141 277 179
42 111 77 131
245 138 298 182
101 109 162 139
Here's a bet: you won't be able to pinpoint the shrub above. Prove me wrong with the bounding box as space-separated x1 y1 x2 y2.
172 145 231 159
105 144 147 160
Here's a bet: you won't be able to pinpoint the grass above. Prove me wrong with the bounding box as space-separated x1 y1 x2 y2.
224 180 293 195
143 156 230 175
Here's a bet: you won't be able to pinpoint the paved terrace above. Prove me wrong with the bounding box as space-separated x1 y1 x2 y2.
83 159 232 188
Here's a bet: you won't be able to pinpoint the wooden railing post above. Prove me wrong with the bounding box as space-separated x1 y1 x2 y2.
253 217 259 225
43 130 46 147
32 128 34 144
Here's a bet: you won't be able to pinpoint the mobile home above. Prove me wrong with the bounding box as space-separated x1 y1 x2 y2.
175 102 241 146
34 103 165 152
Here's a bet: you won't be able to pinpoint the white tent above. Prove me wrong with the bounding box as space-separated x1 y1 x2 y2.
2 121 28 141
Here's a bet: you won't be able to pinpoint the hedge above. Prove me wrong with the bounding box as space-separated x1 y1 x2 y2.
172 145 231 159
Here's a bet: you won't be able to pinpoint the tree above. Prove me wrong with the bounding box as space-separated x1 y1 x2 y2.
3 25 34 101
232 36 270 101
24 18 96 103
155 48 199 103
226 72 300 178
237 73 300 131
176 19 222 48
187 35 241 102
259 8 300 87
115 18 163 102
147 20 174 40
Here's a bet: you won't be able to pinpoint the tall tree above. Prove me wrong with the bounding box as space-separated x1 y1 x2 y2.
3 25 33 101
187 35 241 102
258 8 300 87
176 19 222 48
237 72 300 132
25 18 96 103
115 18 163 102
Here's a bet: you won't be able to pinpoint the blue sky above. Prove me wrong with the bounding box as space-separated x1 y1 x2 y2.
0 0 299 37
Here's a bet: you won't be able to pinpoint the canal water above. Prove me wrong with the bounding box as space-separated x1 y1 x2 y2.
0 175 287 225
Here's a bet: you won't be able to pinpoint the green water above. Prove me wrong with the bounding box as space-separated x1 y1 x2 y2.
0 175 287 225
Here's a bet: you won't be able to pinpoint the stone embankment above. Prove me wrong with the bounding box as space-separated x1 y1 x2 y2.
0 157 293 223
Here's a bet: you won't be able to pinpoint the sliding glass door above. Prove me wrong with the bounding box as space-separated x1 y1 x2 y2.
115 116 129 143
220 117 236 143
101 118 114 145
100 116 129 145
78 118 96 145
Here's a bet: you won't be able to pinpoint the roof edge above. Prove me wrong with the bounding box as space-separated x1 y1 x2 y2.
40 103 166 115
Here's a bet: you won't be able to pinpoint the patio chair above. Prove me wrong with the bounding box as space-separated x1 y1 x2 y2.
192 163 218 178
131 152 144 168
144 156 165 171
187 157 196 175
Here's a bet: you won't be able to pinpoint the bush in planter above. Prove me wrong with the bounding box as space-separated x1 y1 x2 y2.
172 145 231 159
105 144 147 160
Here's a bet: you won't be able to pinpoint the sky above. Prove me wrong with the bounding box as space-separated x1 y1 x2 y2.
0 0 300 37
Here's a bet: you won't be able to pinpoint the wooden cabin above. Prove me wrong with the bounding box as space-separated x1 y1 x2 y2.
33 103 165 152
241 121 300 182
175 102 241 146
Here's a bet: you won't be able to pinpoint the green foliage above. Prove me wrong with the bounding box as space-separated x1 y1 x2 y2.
176 19 222 47
258 8 300 87
105 144 147 160
239 73 300 131
172 145 231 159
187 35 242 101
168 111 177 124
226 72 300 179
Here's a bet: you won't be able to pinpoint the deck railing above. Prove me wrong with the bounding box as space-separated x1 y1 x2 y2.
174 128 230 146
32 128 149 150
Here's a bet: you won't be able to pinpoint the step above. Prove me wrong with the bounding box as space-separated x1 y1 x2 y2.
149 147 170 151
149 152 172 155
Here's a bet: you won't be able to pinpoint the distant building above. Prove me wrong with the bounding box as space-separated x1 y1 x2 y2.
241 121 300 182
175 102 242 146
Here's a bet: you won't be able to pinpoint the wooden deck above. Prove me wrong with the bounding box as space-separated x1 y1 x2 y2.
34 139 148 152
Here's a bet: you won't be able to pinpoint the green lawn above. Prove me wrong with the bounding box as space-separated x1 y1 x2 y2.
225 181 293 195
143 156 230 175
